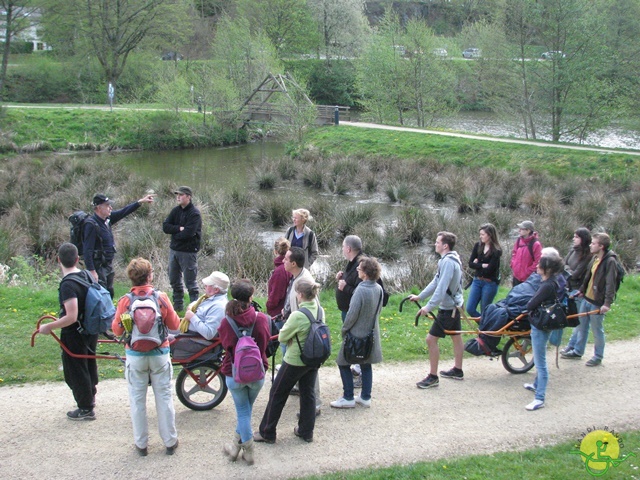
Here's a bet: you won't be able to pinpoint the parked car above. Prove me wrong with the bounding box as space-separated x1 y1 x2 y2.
541 51 565 60
161 51 183 61
432 48 448 58
462 48 481 59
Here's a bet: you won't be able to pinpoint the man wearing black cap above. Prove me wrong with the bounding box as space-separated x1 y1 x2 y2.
83 193 155 298
162 186 202 311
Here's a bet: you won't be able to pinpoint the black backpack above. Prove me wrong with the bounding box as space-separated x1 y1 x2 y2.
69 211 99 257
295 307 331 368
613 258 626 298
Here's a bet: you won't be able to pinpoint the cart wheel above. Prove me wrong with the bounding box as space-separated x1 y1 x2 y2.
501 336 534 374
176 360 227 411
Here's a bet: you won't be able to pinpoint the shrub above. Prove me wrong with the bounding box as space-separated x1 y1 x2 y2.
336 204 377 237
256 170 277 190
572 191 608 230
396 207 430 245
253 196 291 228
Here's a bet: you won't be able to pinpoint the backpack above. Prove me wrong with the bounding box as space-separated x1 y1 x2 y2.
226 315 265 384
69 211 97 257
377 278 390 307
295 307 331 368
126 291 167 352
63 272 115 336
613 258 626 297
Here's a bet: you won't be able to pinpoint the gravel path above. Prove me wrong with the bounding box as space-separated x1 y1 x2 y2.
2 338 639 479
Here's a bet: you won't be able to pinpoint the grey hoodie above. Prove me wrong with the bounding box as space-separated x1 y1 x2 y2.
418 251 464 311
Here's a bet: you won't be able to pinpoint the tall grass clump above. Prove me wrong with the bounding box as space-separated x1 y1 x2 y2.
253 196 292 228
572 191 608 229
276 157 297 180
309 197 339 248
336 204 378 237
353 224 403 261
396 207 431 245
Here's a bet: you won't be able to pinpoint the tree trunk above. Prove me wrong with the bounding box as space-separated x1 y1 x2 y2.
0 6 14 96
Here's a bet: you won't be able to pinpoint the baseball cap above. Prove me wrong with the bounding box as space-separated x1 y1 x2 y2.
517 220 535 231
173 186 193 196
202 271 230 290
92 194 113 207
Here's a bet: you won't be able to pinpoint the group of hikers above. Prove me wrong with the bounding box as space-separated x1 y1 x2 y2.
36 187 623 463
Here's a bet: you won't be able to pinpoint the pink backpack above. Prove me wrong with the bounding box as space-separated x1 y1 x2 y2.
226 315 265 384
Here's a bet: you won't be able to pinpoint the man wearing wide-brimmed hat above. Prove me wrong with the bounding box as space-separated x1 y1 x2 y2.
162 186 202 311
84 192 155 298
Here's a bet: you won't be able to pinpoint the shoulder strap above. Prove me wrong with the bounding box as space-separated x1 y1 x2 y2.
527 240 535 260
226 315 254 339
61 271 93 289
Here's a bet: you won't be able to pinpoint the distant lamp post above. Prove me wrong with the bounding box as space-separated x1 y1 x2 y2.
108 83 115 111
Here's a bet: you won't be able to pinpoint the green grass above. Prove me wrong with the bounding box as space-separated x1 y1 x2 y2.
305 126 640 181
303 430 640 479
0 108 246 151
3 275 639 386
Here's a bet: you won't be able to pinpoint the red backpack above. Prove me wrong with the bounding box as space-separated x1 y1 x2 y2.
225 315 265 384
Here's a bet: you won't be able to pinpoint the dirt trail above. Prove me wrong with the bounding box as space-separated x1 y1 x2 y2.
2 338 639 479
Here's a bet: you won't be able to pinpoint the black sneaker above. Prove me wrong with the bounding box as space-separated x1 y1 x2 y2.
440 367 464 380
416 375 439 389
135 445 148 457
166 439 179 455
560 350 582 359
67 408 96 421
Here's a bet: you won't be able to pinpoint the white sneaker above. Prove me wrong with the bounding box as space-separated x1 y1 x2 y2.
525 399 545 411
330 397 355 409
355 396 371 408
523 383 536 393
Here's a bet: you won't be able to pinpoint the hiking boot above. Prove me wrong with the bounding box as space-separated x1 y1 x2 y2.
586 357 602 367
525 399 545 411
135 445 148 457
330 397 356 409
355 396 371 408
67 408 95 421
294 426 313 443
253 432 275 444
560 350 582 359
523 383 536 393
440 367 464 380
241 439 255 465
166 439 179 455
416 375 439 389
352 374 363 389
223 433 241 461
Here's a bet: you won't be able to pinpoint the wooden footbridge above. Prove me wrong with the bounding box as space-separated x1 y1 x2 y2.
240 73 350 126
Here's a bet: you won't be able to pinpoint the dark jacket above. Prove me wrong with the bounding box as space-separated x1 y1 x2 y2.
335 252 364 312
580 251 619 308
468 242 502 282
83 201 141 270
162 202 202 253
564 247 592 291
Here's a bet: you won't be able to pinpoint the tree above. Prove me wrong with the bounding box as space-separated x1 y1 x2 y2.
308 0 369 59
0 0 39 95
41 0 191 85
236 0 317 57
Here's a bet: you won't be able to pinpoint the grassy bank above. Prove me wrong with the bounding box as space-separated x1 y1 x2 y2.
305 429 640 479
4 275 639 386
0 107 247 152
305 126 640 181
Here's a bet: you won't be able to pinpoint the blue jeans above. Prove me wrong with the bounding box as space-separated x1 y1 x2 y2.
339 363 372 401
572 299 605 360
564 297 585 350
466 279 499 318
530 327 551 402
226 376 265 443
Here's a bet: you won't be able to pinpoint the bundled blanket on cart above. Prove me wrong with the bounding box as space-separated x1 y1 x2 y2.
464 274 542 356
